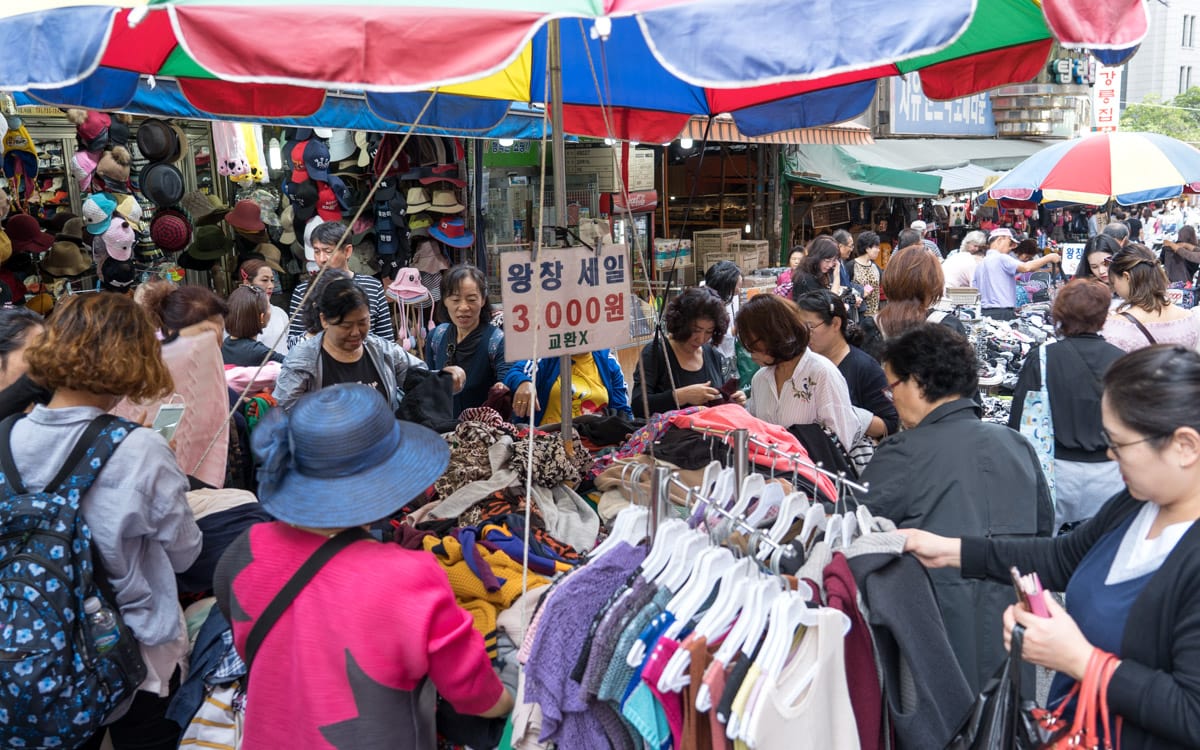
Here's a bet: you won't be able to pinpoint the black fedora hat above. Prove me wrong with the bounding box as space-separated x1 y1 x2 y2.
140 162 185 207
136 118 180 163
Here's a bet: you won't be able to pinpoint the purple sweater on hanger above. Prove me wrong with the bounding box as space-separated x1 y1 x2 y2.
524 542 647 749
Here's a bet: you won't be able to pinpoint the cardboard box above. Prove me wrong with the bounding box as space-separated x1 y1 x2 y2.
564 146 655 192
730 240 770 271
693 228 742 269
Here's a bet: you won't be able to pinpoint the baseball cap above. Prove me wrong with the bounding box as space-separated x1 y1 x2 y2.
304 139 331 183
910 220 928 233
988 227 1016 242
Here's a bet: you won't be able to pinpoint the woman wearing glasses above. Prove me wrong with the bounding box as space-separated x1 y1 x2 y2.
1009 279 1126 534
903 345 1200 749
1100 244 1200 351
859 323 1053 697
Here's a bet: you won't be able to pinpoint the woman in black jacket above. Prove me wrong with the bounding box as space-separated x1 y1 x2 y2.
1009 279 1125 533
904 344 1200 750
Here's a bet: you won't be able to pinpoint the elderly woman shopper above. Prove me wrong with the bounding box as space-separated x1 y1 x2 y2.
849 230 883 316
1100 243 1200 351
631 287 745 417
16 293 202 750
903 344 1200 749
424 265 511 417
274 278 431 412
1010 279 1126 532
215 384 513 748
735 294 862 451
859 323 1052 696
794 290 898 438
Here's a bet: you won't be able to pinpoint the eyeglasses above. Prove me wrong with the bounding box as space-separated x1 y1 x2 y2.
803 320 828 331
1100 427 1166 458
881 378 903 402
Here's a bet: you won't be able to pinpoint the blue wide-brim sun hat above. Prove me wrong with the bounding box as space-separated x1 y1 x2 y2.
252 383 449 528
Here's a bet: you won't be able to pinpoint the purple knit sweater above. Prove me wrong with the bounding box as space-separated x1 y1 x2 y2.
524 542 647 748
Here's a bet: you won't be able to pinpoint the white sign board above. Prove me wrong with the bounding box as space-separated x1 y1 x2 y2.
501 243 633 360
1060 242 1086 277
1093 65 1122 132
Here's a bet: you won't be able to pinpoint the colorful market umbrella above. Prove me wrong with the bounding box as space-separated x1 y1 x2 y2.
985 132 1200 208
0 1 1139 142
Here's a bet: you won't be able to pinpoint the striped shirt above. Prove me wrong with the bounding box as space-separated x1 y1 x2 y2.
287 273 394 348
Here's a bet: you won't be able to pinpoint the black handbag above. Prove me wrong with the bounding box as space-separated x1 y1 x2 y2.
946 625 1050 750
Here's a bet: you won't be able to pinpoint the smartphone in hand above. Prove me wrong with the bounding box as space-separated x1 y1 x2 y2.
152 403 186 443
1010 566 1050 617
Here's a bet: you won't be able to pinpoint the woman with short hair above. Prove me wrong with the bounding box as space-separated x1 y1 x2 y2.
1100 243 1200 351
1010 279 1126 532
631 287 745 417
424 264 510 417
876 246 966 338
222 286 285 367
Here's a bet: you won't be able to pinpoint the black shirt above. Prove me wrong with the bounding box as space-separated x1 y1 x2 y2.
631 338 727 418
221 337 285 367
1008 334 1125 462
836 345 899 435
320 347 389 404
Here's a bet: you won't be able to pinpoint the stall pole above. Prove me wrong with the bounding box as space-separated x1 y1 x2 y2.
732 428 749 487
548 19 574 448
649 466 672 542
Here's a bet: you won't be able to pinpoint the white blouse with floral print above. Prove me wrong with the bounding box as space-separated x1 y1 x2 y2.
747 348 862 450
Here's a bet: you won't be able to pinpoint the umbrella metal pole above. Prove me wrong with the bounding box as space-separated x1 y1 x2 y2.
548 19 573 449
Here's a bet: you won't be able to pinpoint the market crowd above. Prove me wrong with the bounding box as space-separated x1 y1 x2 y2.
0 116 1197 750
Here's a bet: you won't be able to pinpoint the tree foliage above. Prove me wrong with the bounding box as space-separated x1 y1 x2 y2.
1123 89 1200 142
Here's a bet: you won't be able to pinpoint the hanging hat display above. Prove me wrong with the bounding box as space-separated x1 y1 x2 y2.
3 123 39 200
412 237 451 273
428 189 464 214
82 192 118 235
100 219 136 262
99 258 137 291
225 199 266 232
180 190 230 226
278 203 297 245
96 147 132 189
327 130 356 162
6 214 53 254
303 139 331 183
139 162 185 207
418 164 466 189
149 207 193 253
302 216 326 262
114 193 143 231
408 213 433 237
66 109 111 152
54 216 87 244
373 134 410 177
189 225 232 261
70 150 99 193
316 183 342 222
254 242 286 273
405 187 432 213
288 180 319 223
429 216 474 248
136 118 180 163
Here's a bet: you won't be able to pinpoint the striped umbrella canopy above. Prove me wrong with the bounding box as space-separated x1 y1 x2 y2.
985 132 1200 208
1 1 1138 141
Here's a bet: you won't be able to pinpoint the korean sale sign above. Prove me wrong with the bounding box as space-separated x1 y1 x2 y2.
501 244 633 360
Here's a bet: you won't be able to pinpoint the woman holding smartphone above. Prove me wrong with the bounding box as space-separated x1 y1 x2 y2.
903 344 1200 749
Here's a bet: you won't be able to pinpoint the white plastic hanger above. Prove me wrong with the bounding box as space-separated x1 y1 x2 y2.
702 467 738 531
798 504 828 554
758 592 821 680
654 532 707 593
686 462 724 528
638 517 688 582
662 546 735 640
658 556 756 692
589 505 648 561
743 480 786 530
695 578 781 712
839 509 859 550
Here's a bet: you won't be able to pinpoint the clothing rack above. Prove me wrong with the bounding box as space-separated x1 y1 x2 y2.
675 420 871 494
667 473 798 559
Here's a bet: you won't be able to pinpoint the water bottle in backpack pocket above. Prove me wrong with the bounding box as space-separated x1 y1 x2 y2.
0 414 148 749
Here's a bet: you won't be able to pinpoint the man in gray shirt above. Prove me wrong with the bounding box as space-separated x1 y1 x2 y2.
973 228 1059 320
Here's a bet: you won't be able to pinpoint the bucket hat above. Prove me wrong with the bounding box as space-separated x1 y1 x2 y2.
190 225 232 261
6 214 53 254
429 216 474 248
386 267 431 302
412 237 450 273
41 239 92 277
55 216 87 244
406 187 432 213
181 190 230 226
428 189 464 214
302 216 326 262
418 164 466 189
252 383 449 527
140 161 185 207
44 211 78 237
327 130 356 162
136 118 180 163
82 192 118 235
225 199 266 232
149 208 193 253
408 212 433 237
255 242 286 273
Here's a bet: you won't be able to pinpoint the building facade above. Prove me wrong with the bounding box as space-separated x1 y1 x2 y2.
1124 0 1200 104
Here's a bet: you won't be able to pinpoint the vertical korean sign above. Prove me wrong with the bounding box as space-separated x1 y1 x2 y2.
1093 66 1122 132
502 244 633 360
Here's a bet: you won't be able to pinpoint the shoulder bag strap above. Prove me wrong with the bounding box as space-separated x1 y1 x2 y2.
243 526 372 669
1119 311 1157 345
0 413 28 494
0 413 126 496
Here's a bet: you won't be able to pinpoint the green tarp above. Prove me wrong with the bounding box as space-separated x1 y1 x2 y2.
783 144 942 197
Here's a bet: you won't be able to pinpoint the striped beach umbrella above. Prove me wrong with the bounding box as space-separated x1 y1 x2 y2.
986 132 1200 208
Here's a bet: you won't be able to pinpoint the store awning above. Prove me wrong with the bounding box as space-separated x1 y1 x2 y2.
923 163 1002 194
680 116 873 146
838 138 1050 172
784 144 941 198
